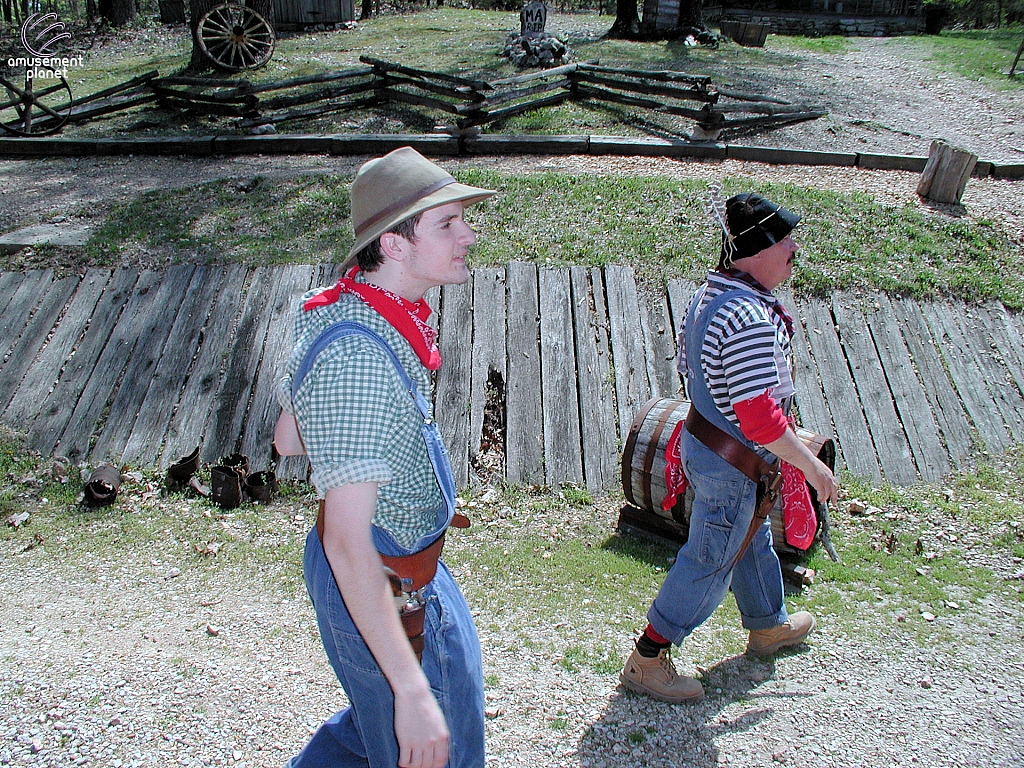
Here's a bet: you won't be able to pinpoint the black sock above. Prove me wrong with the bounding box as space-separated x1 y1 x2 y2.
636 632 671 658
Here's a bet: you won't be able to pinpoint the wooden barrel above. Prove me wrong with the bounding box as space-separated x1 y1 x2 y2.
621 396 689 522
621 397 836 553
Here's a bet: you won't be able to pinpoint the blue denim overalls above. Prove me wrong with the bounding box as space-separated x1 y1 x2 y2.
288 322 484 768
647 289 789 644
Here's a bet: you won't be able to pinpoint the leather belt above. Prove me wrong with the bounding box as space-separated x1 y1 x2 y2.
316 501 469 592
684 406 774 484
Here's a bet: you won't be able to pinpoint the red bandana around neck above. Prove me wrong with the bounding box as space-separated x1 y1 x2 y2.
303 266 441 371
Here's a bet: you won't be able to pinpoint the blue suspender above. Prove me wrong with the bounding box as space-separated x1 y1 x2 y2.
292 321 456 520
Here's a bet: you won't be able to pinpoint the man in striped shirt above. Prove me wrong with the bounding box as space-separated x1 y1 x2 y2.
621 192 839 704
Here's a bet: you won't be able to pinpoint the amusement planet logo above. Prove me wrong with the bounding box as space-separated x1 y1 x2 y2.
9 13 83 79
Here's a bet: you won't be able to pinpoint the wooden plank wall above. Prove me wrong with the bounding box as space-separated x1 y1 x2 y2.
1 264 1023 490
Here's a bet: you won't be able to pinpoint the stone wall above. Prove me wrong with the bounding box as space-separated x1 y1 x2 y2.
716 9 927 35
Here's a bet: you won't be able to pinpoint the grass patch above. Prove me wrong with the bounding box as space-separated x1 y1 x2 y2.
908 25 1024 89
768 34 853 55
85 170 1024 307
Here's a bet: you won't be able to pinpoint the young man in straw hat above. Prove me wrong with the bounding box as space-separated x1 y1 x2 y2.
620 191 839 704
278 147 495 768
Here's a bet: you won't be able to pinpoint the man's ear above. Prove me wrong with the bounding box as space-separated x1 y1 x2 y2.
378 231 408 262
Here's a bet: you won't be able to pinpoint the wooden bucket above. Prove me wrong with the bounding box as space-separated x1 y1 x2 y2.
620 396 835 554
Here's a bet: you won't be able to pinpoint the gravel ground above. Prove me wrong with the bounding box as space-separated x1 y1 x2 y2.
2 492 1023 768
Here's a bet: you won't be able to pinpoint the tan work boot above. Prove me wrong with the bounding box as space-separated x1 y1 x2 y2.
619 646 705 704
746 611 816 656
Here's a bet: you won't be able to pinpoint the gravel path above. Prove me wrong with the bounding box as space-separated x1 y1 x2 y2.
2 494 1023 768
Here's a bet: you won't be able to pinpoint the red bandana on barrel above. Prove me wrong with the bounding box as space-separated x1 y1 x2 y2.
303 266 441 371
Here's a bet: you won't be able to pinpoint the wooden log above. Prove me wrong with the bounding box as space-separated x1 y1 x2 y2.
461 78 572 113
382 73 481 103
488 61 584 87
378 87 462 116
570 266 619 490
237 96 378 128
505 262 544 485
154 75 251 88
539 267 583 486
917 139 977 204
151 83 258 106
246 66 374 94
158 95 253 117
435 281 473 487
468 267 506 478
574 72 718 104
577 63 711 87
360 56 492 92
460 90 570 128
258 80 376 110
719 111 826 131
716 87 790 104
574 84 710 124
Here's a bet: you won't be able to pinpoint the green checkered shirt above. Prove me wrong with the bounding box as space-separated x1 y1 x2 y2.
278 289 442 548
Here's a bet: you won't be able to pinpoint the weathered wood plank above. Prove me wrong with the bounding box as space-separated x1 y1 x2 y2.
539 268 583 486
570 266 619 490
0 271 24 318
505 262 543 485
890 298 975 469
201 267 278 464
605 265 653 442
0 271 53 363
799 298 881 482
161 265 248 469
468 267 506 478
955 303 1024 444
665 278 695 341
120 266 227 467
4 269 108 426
867 295 950 481
30 269 141 456
780 290 836 449
0 273 80 413
981 303 1024 403
640 288 680 398
918 301 1013 454
55 271 163 464
436 281 473 488
832 294 917 485
90 266 196 463
239 265 318 471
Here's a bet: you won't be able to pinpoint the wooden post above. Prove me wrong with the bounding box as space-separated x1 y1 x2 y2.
917 139 977 205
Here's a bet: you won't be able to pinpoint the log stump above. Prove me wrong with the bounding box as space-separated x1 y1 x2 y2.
917 139 977 205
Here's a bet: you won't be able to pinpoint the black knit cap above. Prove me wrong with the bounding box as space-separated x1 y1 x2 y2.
722 192 801 264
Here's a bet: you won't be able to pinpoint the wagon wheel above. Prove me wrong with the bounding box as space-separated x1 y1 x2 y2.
0 75 73 136
197 3 276 72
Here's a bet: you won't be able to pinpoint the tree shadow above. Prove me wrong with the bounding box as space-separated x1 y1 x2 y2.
579 649 815 765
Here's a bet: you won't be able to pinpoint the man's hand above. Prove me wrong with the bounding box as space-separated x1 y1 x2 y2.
394 683 450 768
763 429 839 506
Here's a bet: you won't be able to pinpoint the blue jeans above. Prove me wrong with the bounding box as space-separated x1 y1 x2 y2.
288 527 485 768
648 431 788 644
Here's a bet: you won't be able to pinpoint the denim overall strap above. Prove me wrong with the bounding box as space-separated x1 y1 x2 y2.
684 286 762 452
292 320 457 526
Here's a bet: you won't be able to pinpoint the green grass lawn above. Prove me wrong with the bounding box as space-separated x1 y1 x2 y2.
85 170 1024 307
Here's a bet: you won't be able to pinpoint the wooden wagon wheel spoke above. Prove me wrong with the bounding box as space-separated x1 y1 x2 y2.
197 2 276 72
0 74 73 136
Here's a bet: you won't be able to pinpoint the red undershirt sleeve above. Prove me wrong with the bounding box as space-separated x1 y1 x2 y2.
733 391 788 445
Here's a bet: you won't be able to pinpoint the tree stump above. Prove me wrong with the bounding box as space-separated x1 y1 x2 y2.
916 139 977 205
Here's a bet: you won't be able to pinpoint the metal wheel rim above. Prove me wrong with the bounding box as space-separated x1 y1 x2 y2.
0 75 73 136
197 3 276 72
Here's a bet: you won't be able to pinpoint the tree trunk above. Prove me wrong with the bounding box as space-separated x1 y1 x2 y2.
360 0 372 21
676 0 704 30
607 0 640 39
188 0 221 72
98 0 136 26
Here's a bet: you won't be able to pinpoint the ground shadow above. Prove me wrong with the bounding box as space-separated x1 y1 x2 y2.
579 649 814 766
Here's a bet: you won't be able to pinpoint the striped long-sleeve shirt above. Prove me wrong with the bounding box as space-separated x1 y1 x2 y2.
677 271 795 441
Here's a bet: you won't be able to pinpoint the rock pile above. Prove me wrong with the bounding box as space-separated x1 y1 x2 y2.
502 32 571 68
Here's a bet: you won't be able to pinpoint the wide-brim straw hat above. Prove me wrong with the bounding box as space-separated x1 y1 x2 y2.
343 146 496 269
